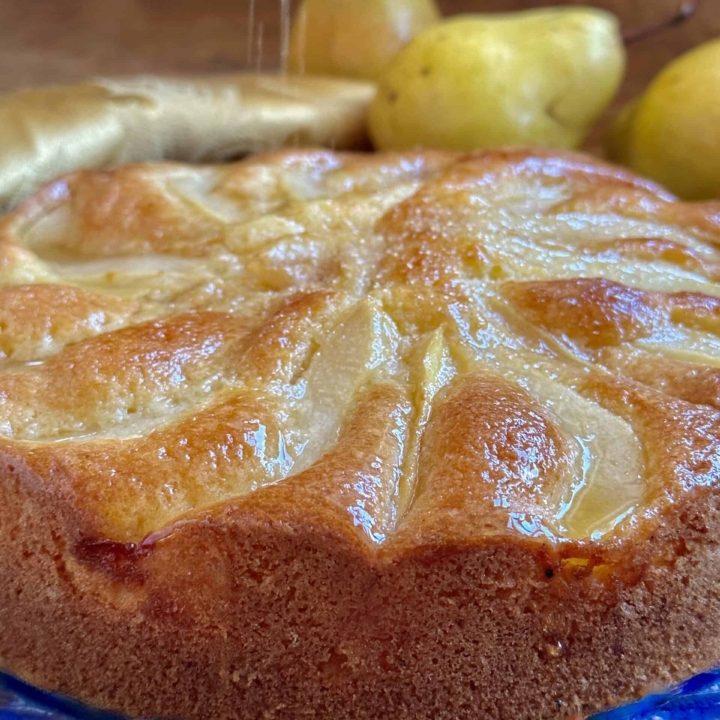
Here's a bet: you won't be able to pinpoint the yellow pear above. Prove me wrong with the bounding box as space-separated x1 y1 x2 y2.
369 8 625 151
287 0 441 81
607 39 720 200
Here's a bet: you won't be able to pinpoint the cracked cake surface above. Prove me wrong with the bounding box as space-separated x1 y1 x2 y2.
1 147 720 719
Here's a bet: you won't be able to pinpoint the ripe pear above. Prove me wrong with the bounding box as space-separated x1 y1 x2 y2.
369 8 625 152
606 39 720 200
287 0 441 81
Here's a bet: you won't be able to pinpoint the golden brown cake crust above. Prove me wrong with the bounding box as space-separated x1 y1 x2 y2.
2 147 720 718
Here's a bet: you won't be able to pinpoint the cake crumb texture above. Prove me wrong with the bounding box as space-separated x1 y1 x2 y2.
1 148 720 718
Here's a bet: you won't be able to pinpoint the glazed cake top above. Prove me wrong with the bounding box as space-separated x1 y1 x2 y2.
1 147 720 551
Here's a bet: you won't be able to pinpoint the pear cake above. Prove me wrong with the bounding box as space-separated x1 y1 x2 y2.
2 147 720 720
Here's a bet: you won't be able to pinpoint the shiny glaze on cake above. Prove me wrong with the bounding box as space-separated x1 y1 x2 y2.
1 148 720 719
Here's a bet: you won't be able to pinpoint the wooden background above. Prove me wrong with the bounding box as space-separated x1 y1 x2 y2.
1 0 718 135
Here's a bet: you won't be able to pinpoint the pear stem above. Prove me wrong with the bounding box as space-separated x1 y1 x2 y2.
622 1 697 45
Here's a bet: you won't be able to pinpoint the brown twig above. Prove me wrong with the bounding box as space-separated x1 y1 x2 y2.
622 0 697 45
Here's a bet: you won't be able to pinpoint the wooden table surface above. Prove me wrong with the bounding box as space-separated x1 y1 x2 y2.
1 0 718 142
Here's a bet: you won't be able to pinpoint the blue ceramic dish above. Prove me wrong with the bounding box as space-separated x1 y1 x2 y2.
0 673 125 720
2 669 720 719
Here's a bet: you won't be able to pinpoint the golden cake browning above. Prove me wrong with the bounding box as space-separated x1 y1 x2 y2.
2 148 720 718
